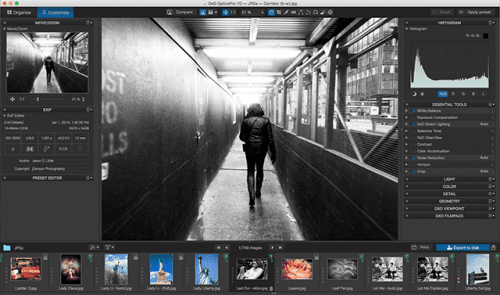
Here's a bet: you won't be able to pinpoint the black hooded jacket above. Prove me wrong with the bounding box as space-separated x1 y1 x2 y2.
239 104 276 155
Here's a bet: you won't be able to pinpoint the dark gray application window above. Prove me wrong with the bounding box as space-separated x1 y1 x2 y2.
0 4 498 295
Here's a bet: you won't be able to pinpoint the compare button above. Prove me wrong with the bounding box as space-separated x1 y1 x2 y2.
436 244 490 251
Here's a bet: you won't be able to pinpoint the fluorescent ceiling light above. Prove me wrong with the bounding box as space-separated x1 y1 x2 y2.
250 61 275 66
204 47 301 59
223 61 273 66
228 84 275 88
231 87 268 93
222 76 275 84
34 39 62 44
235 94 264 98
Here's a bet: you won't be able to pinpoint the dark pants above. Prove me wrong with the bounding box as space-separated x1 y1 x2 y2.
245 152 266 178
46 68 52 83
245 152 266 202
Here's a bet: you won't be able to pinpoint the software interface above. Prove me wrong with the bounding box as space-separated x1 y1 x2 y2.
0 0 499 293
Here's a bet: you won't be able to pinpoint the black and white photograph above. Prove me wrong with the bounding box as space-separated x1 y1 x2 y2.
327 259 358 280
417 257 448 282
100 17 399 243
236 259 268 280
372 257 403 282
6 32 88 94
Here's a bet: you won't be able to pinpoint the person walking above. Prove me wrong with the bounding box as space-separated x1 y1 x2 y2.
239 103 276 207
44 56 54 86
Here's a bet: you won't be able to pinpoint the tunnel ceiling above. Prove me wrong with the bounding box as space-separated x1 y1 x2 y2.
180 17 346 104
27 32 70 56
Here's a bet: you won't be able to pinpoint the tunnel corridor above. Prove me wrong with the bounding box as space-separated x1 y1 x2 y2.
31 67 62 93
6 32 89 94
187 138 304 241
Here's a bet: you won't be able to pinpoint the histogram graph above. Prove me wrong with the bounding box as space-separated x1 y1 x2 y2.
410 41 489 88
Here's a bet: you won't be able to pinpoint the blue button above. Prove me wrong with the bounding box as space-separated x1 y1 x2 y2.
37 7 74 18
268 9 275 16
438 91 448 97
222 9 229 16
199 9 207 16
3 244 11 251
436 244 490 251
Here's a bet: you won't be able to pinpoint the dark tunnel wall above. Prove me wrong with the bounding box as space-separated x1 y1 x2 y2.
6 32 44 93
53 63 88 93
273 127 398 241
101 18 242 240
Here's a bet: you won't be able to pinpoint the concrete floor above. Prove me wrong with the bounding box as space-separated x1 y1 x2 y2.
187 139 304 241
31 68 61 93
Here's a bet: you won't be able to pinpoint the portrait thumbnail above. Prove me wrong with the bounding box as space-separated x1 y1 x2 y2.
282 259 313 280
61 254 82 285
372 257 403 282
104 254 128 285
466 254 489 285
195 254 218 285
6 32 89 94
150 254 173 285
236 258 268 280
10 257 42 281
417 257 448 282
327 258 358 280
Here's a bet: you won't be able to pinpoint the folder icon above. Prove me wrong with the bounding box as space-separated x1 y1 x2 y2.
3 245 11 251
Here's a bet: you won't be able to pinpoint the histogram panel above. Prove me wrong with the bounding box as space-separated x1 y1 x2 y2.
410 41 489 88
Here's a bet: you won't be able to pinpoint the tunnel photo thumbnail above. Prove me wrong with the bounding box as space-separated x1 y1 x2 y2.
6 32 89 94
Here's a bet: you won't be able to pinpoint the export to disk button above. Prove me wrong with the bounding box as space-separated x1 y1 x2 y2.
436 244 490 251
